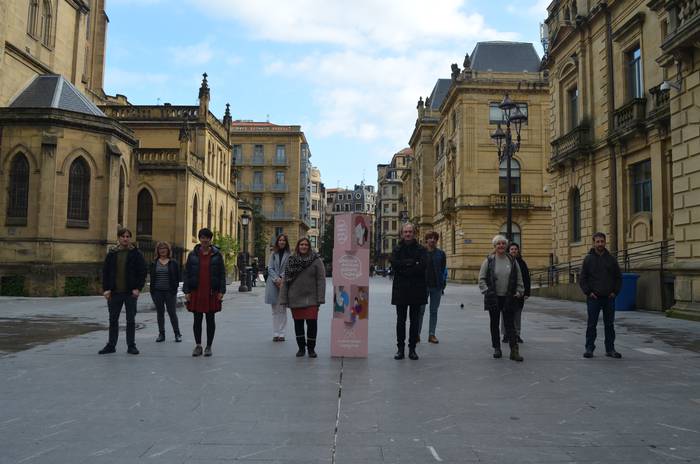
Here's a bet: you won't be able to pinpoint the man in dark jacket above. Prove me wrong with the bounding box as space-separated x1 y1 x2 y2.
417 231 447 344
99 228 147 355
579 232 622 359
390 223 427 361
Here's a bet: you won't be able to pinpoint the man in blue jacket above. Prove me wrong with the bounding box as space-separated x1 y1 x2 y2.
417 231 447 344
579 232 622 359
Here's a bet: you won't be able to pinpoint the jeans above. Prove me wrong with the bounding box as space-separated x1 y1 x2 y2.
417 287 443 337
396 304 421 349
151 290 180 336
107 292 138 348
193 312 216 347
501 298 523 339
488 296 516 348
585 296 616 352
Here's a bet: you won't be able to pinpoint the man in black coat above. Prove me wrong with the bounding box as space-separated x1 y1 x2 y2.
579 232 623 359
99 228 147 355
390 223 427 361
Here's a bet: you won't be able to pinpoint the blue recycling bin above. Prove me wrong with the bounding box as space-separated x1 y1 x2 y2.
615 273 640 311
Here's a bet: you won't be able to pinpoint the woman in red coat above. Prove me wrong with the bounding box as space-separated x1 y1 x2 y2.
183 228 226 357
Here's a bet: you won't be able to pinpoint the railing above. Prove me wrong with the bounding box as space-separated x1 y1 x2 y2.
551 124 591 164
231 124 301 133
272 157 288 166
136 148 179 164
648 85 670 124
101 105 199 121
251 155 265 166
251 183 265 192
489 193 533 209
613 98 646 133
530 240 675 289
663 0 700 52
270 183 288 193
263 210 295 220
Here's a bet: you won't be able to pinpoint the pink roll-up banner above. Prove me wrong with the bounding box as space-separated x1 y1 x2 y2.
330 213 370 358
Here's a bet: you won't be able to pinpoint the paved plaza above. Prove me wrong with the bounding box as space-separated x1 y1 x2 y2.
1 278 699 463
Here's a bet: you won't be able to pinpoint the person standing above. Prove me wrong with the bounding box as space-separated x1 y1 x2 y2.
501 243 530 343
478 235 524 361
417 231 447 344
149 241 182 343
265 233 291 341
390 223 427 361
183 228 226 357
580 232 623 359
251 258 259 287
279 237 326 358
99 227 147 355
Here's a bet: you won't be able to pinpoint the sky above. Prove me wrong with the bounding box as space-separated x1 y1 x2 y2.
104 0 550 190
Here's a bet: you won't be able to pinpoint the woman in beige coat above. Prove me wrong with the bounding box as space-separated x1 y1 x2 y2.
279 237 326 358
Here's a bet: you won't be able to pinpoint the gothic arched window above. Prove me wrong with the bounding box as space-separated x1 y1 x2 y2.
7 154 30 225
192 195 198 237
117 167 125 226
67 157 90 224
207 201 212 229
136 189 153 237
40 0 53 47
27 0 39 36
570 188 582 242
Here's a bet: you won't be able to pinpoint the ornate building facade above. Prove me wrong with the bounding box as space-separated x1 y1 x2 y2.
231 121 311 261
407 42 552 282
542 0 697 314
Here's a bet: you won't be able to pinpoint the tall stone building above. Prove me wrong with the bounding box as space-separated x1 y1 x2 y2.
543 0 699 317
231 121 311 260
407 42 552 282
375 148 411 267
309 165 324 251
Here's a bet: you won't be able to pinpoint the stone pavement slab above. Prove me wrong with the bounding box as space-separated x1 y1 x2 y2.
1 278 699 463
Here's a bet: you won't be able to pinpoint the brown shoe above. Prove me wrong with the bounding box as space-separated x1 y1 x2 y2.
428 335 439 344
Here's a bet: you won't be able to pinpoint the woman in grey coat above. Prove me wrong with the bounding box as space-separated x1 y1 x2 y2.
265 233 291 341
279 237 326 358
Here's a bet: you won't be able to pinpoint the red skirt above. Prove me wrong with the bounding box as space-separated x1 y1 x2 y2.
291 305 319 320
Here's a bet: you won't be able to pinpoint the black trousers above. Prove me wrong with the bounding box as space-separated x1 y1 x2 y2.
294 319 317 349
193 312 216 346
395 304 421 350
107 292 138 348
489 296 517 348
151 290 180 336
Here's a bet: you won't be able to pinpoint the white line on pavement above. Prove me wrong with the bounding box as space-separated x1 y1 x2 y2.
427 446 443 462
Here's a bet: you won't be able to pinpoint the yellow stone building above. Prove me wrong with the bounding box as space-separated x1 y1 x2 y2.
376 148 411 267
541 0 698 314
231 121 311 261
407 42 552 282
309 165 324 251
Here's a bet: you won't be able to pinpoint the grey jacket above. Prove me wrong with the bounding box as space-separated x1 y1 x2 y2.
279 258 326 309
265 250 290 305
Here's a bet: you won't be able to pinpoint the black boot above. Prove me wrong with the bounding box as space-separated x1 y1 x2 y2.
307 338 317 358
509 343 523 362
296 336 306 357
394 344 405 360
493 347 503 359
408 348 419 360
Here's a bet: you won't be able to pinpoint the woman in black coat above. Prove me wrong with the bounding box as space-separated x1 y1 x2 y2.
390 223 427 361
149 241 182 343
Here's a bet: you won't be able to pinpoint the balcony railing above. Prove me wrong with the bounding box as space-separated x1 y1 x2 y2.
612 97 647 135
663 0 700 54
136 148 179 164
263 210 295 220
251 155 265 166
271 183 288 193
648 85 670 125
489 193 533 209
272 157 288 166
551 124 591 165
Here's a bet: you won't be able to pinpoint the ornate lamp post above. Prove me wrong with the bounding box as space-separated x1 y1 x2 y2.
238 212 251 292
490 94 527 242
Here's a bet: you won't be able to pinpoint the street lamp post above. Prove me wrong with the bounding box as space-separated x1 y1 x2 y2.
490 94 527 243
238 212 251 292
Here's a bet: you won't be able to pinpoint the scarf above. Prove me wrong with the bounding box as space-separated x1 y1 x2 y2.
285 252 319 282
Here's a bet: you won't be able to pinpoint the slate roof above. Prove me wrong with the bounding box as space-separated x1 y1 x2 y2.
470 42 541 73
9 75 105 117
428 79 452 110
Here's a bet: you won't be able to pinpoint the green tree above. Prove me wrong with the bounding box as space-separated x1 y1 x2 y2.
320 220 334 266
213 232 239 275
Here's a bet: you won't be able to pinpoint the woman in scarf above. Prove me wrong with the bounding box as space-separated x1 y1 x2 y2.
279 237 326 358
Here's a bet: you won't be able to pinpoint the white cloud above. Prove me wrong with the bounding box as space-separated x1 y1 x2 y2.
169 41 215 66
105 68 169 90
189 0 517 50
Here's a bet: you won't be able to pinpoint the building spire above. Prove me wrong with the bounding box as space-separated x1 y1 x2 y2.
198 72 210 122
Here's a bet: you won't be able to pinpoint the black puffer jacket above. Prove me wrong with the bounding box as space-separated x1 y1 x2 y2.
149 259 181 294
182 245 227 294
390 240 427 306
102 245 147 292
579 248 622 297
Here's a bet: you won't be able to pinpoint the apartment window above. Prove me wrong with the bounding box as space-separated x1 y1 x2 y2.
570 188 582 242
233 145 242 164
391 185 397 195
253 171 263 186
253 196 262 209
312 200 319 211
275 145 286 163
568 87 579 131
253 144 264 163
355 203 362 211
344 204 350 212
631 160 652 213
490 103 528 125
383 220 389 231
383 239 388 250
311 183 318 193
27 0 39 36
274 197 284 213
391 220 397 231
192 195 198 236
391 203 397 213
383 203 389 213
500 223 521 248
310 236 317 249
311 218 317 228
136 189 153 237
275 227 283 238
627 46 643 99
67 157 90 224
275 171 285 185
7 154 30 225
499 159 521 194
